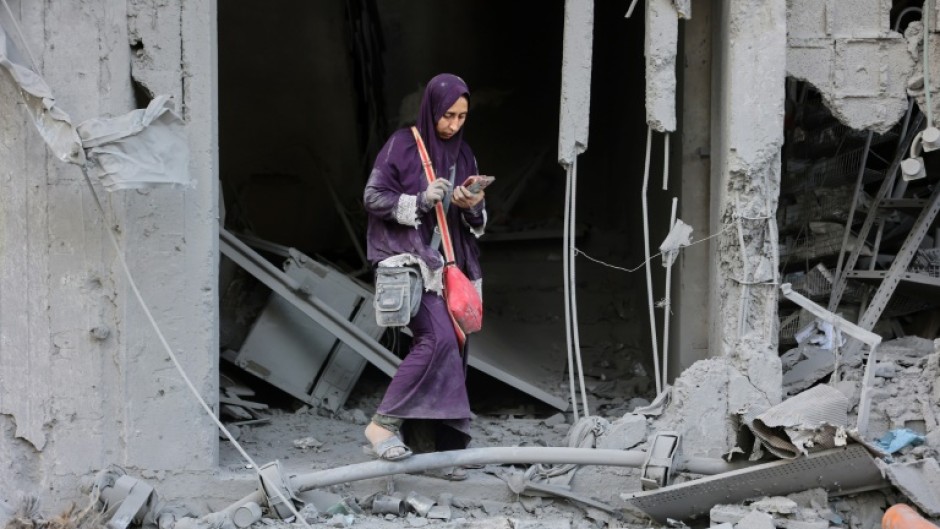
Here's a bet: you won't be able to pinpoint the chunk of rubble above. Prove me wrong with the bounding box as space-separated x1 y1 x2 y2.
596 413 647 450
781 345 835 396
883 458 940 517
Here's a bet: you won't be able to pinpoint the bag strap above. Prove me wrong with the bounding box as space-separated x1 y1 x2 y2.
411 127 468 350
411 126 457 265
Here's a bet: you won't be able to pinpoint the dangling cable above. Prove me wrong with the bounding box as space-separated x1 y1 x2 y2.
641 126 663 395
568 159 590 418
562 162 580 421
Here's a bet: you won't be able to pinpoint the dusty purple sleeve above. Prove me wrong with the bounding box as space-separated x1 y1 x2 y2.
363 133 426 225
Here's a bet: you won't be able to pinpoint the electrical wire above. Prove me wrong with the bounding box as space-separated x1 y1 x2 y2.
562 163 580 421
641 126 663 396
568 159 590 419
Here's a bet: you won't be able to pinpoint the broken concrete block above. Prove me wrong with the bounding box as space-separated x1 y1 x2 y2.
597 414 647 450
480 501 507 515
710 504 750 526
542 413 566 427
785 521 828 529
884 458 940 516
751 496 799 515
782 346 835 395
787 488 829 510
645 0 678 132
734 511 775 529
512 519 571 529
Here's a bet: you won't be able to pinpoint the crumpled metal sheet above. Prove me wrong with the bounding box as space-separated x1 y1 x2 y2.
77 95 191 191
748 384 849 459
0 20 84 164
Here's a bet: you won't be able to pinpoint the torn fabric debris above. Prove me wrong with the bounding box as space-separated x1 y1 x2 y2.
77 95 191 191
0 21 84 164
794 319 845 350
659 219 693 267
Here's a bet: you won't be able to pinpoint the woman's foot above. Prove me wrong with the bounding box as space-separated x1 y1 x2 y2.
365 421 412 461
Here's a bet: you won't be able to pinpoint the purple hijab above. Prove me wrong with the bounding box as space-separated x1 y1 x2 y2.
416 74 470 182
364 74 485 281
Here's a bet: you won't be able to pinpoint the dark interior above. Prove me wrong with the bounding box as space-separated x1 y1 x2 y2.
217 0 675 410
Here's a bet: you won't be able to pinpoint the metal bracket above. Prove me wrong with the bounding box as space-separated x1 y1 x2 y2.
99 475 156 529
640 431 681 490
258 461 300 521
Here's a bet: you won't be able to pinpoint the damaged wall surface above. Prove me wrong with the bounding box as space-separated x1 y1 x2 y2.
786 0 915 133
708 0 786 443
0 0 218 503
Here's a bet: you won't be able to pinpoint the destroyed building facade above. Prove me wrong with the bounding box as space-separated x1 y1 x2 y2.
1 0 938 515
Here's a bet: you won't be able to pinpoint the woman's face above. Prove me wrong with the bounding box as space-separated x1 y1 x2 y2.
435 96 468 140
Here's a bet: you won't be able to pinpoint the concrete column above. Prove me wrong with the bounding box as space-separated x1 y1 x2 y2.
708 0 785 404
672 3 713 378
0 0 218 505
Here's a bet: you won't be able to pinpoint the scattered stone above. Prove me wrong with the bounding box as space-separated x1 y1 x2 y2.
408 518 429 527
327 513 353 528
511 519 571 529
292 436 324 451
786 521 828 529
733 511 774 529
350 409 369 425
597 414 647 450
874 362 897 379
787 488 828 510
751 496 798 515
451 497 477 509
481 501 506 515
519 495 541 513
710 504 750 526
543 413 567 427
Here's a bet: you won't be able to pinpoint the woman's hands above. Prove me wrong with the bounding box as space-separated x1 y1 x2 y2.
452 177 485 209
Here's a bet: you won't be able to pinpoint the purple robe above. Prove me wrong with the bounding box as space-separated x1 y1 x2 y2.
363 74 485 450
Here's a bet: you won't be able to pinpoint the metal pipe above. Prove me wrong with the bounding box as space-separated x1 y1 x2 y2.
289 447 748 492
217 447 756 517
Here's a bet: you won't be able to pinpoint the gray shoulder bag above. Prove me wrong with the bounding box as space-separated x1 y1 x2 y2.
374 266 422 327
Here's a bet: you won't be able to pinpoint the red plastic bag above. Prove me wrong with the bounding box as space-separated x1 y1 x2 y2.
443 264 483 334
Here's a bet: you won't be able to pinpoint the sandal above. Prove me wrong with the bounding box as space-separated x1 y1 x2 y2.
369 435 413 461
422 466 468 481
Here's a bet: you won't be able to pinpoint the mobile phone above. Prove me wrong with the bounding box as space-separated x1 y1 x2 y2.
464 175 495 193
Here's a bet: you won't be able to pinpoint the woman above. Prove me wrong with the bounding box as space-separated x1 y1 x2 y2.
362 73 486 480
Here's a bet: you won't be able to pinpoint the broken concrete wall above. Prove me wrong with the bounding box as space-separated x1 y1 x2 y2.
645 0 678 132
0 0 218 506
786 0 915 133
906 21 940 128
709 0 785 415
